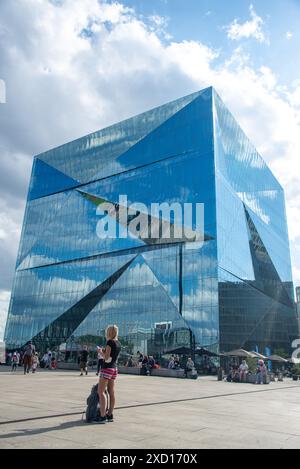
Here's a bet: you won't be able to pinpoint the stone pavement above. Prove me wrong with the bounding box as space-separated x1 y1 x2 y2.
0 366 300 449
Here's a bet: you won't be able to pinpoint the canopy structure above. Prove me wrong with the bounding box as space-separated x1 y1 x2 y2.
166 346 220 357
195 347 220 357
267 354 288 363
165 346 192 355
222 349 257 358
250 351 267 360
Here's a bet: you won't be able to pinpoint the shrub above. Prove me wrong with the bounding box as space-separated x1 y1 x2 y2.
292 365 300 375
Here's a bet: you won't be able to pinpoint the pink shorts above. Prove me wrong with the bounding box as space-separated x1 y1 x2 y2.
100 368 118 380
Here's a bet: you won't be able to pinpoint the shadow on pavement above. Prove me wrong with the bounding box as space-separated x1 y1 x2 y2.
0 418 88 439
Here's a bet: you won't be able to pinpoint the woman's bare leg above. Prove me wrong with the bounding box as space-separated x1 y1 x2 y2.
98 378 108 417
107 379 115 416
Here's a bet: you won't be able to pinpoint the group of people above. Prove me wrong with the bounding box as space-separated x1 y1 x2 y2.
123 352 157 375
123 353 197 378
226 359 267 384
168 355 197 378
78 343 117 378
124 353 197 378
41 350 57 370
7 342 37 374
167 355 181 370
7 342 57 374
140 355 156 375
10 351 20 371
22 342 40 374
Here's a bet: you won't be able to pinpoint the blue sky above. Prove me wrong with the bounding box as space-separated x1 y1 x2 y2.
120 0 300 84
0 0 300 338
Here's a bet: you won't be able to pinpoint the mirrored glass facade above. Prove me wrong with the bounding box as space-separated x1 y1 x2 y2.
4 87 298 355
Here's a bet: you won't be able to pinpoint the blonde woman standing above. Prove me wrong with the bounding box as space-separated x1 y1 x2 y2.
96 325 121 424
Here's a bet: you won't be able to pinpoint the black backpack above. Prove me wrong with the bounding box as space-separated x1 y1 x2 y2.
85 384 109 423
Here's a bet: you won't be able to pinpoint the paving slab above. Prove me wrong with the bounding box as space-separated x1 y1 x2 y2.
0 367 300 449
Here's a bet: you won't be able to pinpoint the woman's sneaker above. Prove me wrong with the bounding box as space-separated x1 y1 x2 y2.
94 416 106 424
106 413 114 422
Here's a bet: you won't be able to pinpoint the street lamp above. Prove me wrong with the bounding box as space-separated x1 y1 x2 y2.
189 328 196 361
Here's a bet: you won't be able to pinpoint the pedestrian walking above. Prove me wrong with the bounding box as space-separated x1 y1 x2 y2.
79 346 89 376
32 352 39 373
256 359 267 384
11 351 19 372
96 346 104 376
23 341 35 374
47 350 52 368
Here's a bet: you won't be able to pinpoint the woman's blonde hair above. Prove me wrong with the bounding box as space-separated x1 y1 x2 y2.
106 324 119 341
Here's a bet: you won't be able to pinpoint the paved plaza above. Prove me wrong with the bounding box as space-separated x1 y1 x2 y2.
0 367 300 449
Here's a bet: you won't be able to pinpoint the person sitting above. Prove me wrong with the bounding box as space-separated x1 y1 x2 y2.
226 368 233 382
227 366 239 382
174 356 181 369
148 356 155 373
168 355 175 369
136 351 144 367
185 357 195 378
41 352 48 368
51 355 57 370
126 356 134 367
141 355 150 375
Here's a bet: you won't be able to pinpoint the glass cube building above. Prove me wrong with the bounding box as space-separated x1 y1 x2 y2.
4 86 298 355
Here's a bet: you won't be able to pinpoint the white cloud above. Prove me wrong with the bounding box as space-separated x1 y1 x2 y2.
0 78 6 103
287 83 300 108
293 267 300 286
226 4 267 43
286 31 293 40
0 0 300 337
0 291 10 340
148 14 171 39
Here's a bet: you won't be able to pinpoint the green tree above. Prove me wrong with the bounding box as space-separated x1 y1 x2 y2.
273 348 289 359
247 357 259 373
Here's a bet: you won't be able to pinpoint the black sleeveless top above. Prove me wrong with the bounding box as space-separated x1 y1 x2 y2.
102 339 121 369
